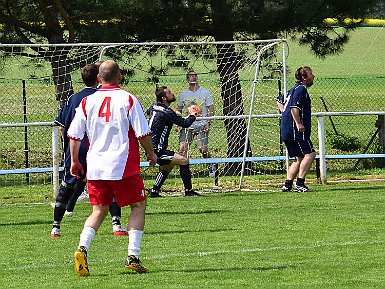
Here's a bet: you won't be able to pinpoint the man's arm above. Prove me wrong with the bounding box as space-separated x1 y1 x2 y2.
276 93 285 113
69 138 84 178
204 103 215 132
169 108 196 128
138 136 157 166
277 102 284 112
207 103 215 117
291 107 305 132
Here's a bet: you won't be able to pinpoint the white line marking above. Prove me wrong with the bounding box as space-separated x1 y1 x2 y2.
3 240 384 271
144 239 384 260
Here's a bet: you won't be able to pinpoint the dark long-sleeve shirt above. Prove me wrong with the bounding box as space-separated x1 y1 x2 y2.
148 103 195 153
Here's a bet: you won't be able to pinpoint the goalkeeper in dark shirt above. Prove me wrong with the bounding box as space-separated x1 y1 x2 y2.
147 86 200 197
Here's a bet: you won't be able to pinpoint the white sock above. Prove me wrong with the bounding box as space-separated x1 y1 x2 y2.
128 230 143 258
78 227 96 251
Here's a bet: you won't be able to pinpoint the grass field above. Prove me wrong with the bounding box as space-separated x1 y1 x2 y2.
287 27 385 78
1 179 385 289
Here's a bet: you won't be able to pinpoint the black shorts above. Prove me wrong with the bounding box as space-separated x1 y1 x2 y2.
156 150 175 166
284 139 315 158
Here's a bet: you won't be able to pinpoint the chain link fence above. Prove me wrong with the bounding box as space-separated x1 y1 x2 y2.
310 77 385 171
1 76 385 180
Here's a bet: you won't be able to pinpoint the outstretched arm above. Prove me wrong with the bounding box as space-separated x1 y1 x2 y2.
170 111 196 128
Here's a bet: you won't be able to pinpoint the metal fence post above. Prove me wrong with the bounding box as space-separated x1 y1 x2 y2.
317 115 327 184
52 125 60 197
22 80 30 184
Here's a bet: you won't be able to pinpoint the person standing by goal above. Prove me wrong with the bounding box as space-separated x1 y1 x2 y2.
68 60 157 276
177 71 217 178
279 66 316 192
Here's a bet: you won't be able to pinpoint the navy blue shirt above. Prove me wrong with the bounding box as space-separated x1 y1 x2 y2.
148 103 196 153
54 87 97 183
280 82 312 141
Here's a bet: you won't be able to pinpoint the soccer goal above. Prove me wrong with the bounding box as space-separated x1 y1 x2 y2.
99 40 288 192
0 39 287 193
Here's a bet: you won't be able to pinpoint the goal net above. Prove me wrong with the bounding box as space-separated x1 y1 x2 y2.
0 40 287 193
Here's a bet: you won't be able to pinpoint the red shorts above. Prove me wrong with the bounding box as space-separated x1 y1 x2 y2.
87 174 146 207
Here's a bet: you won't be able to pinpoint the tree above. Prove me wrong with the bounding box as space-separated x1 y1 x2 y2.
1 0 382 163
120 0 381 168
0 0 131 103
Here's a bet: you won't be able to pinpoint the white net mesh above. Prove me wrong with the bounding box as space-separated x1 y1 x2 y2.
0 40 286 192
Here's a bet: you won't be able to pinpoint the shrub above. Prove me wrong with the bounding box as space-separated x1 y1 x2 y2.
327 131 361 151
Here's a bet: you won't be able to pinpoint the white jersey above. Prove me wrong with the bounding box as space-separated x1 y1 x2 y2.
67 86 150 180
178 86 213 128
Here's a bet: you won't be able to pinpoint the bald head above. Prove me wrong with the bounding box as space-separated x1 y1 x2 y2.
98 60 121 85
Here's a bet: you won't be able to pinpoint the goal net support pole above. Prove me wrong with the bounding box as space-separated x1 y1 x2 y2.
239 40 287 189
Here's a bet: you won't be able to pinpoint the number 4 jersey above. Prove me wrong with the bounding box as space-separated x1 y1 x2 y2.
67 85 151 180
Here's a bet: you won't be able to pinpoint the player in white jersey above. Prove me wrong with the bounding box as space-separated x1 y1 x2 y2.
50 63 128 239
67 60 157 276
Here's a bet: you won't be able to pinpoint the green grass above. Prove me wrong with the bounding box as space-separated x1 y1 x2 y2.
286 27 385 78
2 180 385 288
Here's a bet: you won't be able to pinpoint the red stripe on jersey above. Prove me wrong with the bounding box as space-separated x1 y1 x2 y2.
127 95 134 111
81 97 87 118
122 125 141 178
67 135 82 141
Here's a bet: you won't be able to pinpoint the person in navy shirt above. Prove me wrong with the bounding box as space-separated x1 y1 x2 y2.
278 66 316 192
50 63 128 238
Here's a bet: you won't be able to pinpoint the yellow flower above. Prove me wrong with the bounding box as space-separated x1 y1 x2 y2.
324 18 385 27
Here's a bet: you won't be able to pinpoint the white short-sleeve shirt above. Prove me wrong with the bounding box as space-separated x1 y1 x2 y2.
178 86 213 128
67 86 150 180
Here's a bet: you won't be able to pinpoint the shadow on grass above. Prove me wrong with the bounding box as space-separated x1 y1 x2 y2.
146 209 228 216
0 219 51 226
145 228 236 236
121 264 295 275
180 264 295 273
320 185 384 192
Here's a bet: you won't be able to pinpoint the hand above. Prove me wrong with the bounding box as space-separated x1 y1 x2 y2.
188 105 199 116
70 161 84 179
296 123 305 132
147 153 157 167
204 123 210 133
